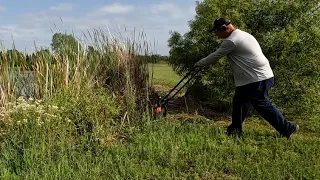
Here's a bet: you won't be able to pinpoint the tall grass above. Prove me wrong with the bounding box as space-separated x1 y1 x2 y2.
0 28 155 179
0 28 152 122
82 28 152 121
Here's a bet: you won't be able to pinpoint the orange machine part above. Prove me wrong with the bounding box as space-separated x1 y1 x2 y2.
156 107 162 113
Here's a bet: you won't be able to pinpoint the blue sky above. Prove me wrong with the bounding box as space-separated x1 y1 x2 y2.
0 0 197 55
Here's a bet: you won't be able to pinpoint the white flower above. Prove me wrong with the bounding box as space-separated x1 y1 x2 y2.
17 97 25 104
35 99 42 105
29 104 36 109
36 109 45 114
38 121 44 126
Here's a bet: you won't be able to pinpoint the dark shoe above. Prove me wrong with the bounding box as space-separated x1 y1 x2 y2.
281 124 299 139
226 130 242 136
226 125 242 136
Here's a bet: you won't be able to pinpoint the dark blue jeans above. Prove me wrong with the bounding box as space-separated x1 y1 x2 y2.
228 77 296 135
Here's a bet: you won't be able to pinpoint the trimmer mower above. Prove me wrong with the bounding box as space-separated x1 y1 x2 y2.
153 67 201 119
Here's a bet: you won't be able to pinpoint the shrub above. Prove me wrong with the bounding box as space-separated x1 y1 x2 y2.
168 0 320 116
0 87 122 176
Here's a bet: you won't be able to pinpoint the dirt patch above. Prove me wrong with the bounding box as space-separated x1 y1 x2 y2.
149 85 230 121
165 96 230 121
152 84 173 94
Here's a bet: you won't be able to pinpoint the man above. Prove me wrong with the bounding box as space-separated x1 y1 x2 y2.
194 17 298 138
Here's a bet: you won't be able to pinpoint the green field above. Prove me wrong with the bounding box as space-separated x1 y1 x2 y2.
1 63 319 179
149 62 182 87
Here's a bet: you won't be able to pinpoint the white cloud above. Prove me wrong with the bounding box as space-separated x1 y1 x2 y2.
0 6 6 13
0 26 10 33
1 2 197 55
150 3 187 19
97 3 135 14
49 3 73 11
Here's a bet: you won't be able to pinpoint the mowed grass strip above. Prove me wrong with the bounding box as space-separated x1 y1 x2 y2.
149 62 182 88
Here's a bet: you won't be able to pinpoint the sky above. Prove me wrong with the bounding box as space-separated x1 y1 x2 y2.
0 0 198 55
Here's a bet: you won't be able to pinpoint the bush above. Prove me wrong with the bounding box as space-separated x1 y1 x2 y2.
47 87 121 141
0 88 121 177
168 0 320 116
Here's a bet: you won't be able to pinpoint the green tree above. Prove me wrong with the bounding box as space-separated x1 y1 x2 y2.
51 33 81 55
168 0 320 116
35 49 55 64
6 49 25 66
35 49 51 58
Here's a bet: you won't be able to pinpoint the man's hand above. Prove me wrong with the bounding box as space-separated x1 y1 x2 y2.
194 61 211 73
194 60 203 67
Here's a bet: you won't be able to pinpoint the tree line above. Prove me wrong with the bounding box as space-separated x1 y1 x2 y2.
0 32 169 69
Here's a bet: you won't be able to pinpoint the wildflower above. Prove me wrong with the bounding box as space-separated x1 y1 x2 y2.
38 121 44 126
36 108 45 114
21 105 28 111
29 104 36 109
35 99 42 106
49 114 57 118
17 96 25 104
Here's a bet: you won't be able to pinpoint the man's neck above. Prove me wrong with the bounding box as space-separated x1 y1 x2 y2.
226 27 236 37
229 24 237 32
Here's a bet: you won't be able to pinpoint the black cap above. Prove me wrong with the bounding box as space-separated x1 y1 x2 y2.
209 18 231 33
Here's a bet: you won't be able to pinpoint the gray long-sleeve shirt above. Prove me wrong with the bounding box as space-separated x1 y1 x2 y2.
195 29 274 87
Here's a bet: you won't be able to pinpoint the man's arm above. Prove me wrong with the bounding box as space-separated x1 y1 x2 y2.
195 40 236 67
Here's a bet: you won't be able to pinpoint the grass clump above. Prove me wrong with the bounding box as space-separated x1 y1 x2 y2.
0 87 123 179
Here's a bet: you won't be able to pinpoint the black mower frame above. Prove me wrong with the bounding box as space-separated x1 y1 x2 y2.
153 67 202 119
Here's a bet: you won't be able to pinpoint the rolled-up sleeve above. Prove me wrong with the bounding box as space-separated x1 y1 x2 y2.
195 40 236 67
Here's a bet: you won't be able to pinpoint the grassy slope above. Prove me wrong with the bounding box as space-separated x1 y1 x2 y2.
141 63 319 179
1 63 319 179
3 117 318 179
